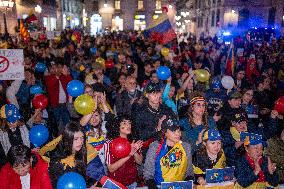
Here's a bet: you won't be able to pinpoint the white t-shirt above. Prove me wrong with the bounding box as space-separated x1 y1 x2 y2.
20 173 31 189
58 80 67 103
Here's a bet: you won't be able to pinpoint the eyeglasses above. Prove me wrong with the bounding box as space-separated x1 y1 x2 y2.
245 93 253 96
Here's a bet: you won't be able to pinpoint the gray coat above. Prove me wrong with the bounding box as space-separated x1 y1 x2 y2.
143 140 193 181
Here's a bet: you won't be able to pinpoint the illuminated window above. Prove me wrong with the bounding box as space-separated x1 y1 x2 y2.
138 0 143 10
156 0 161 10
115 0 120 10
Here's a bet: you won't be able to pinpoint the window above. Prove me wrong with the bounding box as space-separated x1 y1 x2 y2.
212 0 216 5
156 0 161 10
211 10 215 26
138 0 143 10
115 0 120 10
238 9 249 27
216 9 220 27
268 7 276 27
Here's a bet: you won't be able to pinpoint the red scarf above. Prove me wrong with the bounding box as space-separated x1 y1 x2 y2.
245 153 265 182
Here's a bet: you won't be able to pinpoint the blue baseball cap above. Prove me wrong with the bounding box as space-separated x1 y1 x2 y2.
30 85 44 95
244 133 263 146
1 104 22 123
203 129 222 141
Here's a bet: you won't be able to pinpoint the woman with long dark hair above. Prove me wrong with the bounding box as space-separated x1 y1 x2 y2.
179 92 217 153
48 122 87 187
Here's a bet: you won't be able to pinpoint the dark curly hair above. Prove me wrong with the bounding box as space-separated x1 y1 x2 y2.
106 115 138 141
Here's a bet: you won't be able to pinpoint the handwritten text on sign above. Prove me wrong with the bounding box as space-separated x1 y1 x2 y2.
0 49 24 80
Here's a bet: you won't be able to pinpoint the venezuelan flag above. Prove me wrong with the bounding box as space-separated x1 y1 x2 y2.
226 43 235 76
143 14 176 44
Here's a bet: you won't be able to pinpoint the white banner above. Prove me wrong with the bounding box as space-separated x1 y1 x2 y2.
0 49 25 80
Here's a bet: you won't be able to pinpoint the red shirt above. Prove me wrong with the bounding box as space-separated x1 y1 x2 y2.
45 74 72 107
245 153 265 182
0 154 53 189
105 140 139 186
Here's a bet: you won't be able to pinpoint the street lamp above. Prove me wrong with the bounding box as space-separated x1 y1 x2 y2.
0 0 14 37
35 5 42 14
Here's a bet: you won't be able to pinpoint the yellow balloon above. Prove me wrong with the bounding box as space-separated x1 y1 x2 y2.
194 69 210 82
71 35 77 42
161 47 169 57
74 94 95 115
96 57 105 66
54 36 61 43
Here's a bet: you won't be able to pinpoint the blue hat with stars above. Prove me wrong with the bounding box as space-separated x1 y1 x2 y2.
203 129 222 141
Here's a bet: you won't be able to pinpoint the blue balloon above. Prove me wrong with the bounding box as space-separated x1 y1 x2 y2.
35 62 47 73
67 80 84 97
157 66 171 80
29 124 49 147
30 85 43 95
57 172 86 189
90 47 97 54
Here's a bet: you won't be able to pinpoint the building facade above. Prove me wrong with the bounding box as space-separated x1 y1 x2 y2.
176 0 284 38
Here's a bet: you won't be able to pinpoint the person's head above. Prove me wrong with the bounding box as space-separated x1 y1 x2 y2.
145 83 162 108
144 62 153 75
203 129 222 156
84 84 94 96
189 93 206 117
62 122 86 154
256 76 269 91
231 112 248 132
244 135 263 160
228 91 242 108
107 115 133 140
187 77 194 91
125 76 137 93
168 84 176 99
236 69 246 80
162 118 182 145
242 88 254 104
7 145 36 176
150 71 159 84
89 108 102 127
118 74 127 87
194 57 203 69
118 53 126 64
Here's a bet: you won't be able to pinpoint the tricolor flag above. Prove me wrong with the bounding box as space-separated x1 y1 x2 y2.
226 43 235 76
143 14 176 44
19 20 30 42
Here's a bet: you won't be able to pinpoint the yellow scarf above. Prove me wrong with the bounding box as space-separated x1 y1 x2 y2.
160 142 188 182
230 127 243 142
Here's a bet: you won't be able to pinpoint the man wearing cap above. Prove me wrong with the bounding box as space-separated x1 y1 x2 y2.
132 82 176 147
205 78 227 116
235 134 279 189
216 90 245 131
221 109 278 167
0 104 30 155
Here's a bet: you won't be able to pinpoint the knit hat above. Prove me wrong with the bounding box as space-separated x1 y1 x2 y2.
145 82 161 93
231 111 248 123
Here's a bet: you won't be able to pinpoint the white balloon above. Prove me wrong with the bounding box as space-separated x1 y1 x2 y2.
221 76 234 90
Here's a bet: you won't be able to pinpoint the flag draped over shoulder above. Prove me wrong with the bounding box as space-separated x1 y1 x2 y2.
143 14 176 44
226 43 235 76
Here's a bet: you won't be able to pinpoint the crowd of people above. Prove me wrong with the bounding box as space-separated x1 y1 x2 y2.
0 29 283 189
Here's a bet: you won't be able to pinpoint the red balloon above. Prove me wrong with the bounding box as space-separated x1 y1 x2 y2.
105 60 114 69
274 96 284 114
32 94 48 109
110 137 131 158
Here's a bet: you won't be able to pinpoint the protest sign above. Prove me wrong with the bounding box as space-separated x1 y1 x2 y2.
206 167 235 183
0 49 24 80
161 180 193 189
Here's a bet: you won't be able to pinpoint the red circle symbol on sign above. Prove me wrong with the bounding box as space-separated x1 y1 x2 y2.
0 56 9 73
